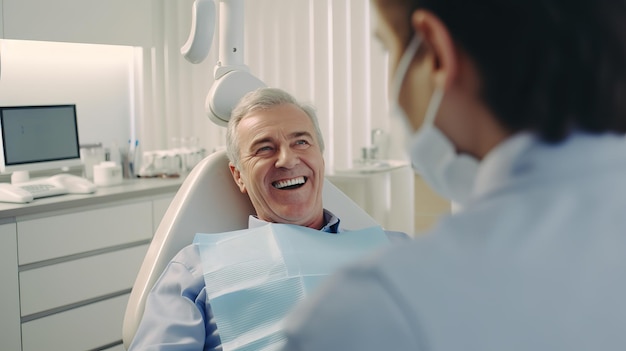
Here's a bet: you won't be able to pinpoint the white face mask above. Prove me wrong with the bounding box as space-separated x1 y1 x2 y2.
390 35 479 205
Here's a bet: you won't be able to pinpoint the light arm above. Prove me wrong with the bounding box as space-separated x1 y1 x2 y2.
216 0 244 71
182 0 267 126
180 0 216 64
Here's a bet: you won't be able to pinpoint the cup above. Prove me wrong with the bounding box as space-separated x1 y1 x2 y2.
93 161 123 186
80 143 105 180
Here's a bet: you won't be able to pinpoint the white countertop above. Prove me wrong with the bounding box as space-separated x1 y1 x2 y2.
0 177 184 220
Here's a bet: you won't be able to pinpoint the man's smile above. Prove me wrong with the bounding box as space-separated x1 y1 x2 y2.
272 176 307 189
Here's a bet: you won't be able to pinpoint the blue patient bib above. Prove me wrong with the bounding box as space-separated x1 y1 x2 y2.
194 224 389 351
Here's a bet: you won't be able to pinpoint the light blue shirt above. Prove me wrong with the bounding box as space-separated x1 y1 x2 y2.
282 132 626 350
129 210 407 350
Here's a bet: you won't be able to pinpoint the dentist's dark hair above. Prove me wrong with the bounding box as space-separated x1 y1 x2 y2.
380 0 626 142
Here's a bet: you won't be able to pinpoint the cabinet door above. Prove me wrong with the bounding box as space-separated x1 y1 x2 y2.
20 244 148 317
0 221 21 351
2 0 153 46
21 294 130 351
17 201 153 265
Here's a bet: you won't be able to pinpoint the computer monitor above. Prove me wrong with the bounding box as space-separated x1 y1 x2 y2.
0 104 83 175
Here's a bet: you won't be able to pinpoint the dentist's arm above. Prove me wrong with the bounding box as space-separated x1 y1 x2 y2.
282 262 421 351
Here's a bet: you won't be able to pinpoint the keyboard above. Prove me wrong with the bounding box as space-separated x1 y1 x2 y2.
17 180 68 199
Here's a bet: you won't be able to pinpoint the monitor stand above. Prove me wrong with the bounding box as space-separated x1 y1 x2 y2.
11 170 31 184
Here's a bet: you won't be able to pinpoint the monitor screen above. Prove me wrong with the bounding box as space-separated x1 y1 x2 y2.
0 104 82 174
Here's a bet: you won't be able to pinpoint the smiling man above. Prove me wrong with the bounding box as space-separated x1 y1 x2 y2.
226 89 326 230
128 87 407 351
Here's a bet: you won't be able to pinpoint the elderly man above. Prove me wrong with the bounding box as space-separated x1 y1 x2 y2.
128 87 406 350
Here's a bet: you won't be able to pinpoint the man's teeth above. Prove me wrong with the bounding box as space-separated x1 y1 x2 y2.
273 176 306 189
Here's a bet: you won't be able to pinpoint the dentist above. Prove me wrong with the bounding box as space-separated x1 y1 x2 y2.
282 0 626 350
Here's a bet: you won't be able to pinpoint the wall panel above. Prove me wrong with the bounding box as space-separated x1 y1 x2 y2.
145 0 400 172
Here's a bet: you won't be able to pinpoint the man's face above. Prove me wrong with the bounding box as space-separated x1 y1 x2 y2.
230 103 325 228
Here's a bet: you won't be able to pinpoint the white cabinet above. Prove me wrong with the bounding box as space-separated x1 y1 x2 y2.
1 0 153 46
17 202 154 265
19 245 149 317
17 200 154 350
0 189 176 351
0 221 21 351
21 294 131 351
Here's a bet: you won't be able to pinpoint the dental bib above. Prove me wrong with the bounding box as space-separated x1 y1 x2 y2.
194 224 389 351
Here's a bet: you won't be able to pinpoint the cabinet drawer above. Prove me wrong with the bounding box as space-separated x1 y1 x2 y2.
20 244 148 316
18 201 153 264
21 293 129 351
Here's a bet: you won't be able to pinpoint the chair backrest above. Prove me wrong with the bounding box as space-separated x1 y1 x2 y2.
122 149 378 348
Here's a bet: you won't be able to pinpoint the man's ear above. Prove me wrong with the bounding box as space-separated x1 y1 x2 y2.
412 10 459 90
229 162 247 194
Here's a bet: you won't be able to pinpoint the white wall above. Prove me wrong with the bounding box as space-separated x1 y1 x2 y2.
0 1 404 171
135 0 221 154
0 39 134 152
143 0 407 172
147 0 415 234
244 0 401 171
1 0 152 47
0 0 417 232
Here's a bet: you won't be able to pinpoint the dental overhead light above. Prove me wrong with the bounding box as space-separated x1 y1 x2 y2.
182 0 266 126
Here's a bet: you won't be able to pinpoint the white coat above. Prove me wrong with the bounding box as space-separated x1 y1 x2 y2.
282 132 626 350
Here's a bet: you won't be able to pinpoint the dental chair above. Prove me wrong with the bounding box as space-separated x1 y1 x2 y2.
122 149 378 349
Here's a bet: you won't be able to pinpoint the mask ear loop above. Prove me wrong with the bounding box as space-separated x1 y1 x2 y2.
391 34 445 130
422 86 445 127
390 35 423 103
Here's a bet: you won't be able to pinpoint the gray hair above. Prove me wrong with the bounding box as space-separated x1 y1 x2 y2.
226 87 325 168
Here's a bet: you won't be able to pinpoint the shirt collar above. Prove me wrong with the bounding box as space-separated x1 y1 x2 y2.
473 132 536 198
247 209 341 234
